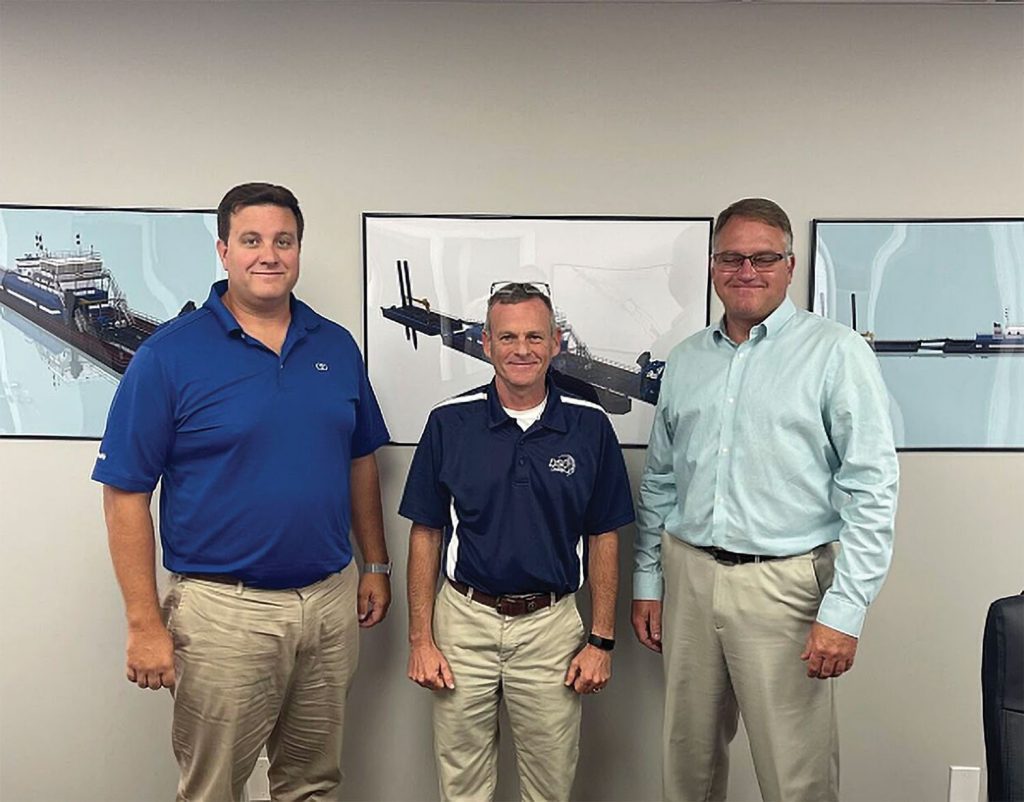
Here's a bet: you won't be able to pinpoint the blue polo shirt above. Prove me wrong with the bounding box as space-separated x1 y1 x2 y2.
92 280 390 589
399 379 634 596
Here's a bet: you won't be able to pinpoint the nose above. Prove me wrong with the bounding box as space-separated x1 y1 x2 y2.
258 242 279 265
734 258 759 278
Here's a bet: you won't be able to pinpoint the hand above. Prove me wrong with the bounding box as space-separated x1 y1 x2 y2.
801 621 858 679
358 572 391 628
408 641 455 690
564 644 611 695
126 623 175 690
631 599 663 653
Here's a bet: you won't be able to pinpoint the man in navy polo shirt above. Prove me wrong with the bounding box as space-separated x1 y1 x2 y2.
93 183 392 802
401 282 634 802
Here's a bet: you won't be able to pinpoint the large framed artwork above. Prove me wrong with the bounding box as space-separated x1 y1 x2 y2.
0 205 219 439
364 214 713 447
812 218 1024 450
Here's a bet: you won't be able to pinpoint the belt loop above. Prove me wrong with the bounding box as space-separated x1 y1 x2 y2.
235 580 244 596
549 592 556 606
467 587 474 601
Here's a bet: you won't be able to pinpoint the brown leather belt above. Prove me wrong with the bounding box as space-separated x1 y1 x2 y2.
448 579 561 616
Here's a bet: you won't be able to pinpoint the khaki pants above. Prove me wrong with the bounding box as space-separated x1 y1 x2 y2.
661 536 839 802
163 561 359 802
432 581 585 802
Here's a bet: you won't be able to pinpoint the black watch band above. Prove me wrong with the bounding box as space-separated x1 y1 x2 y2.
587 633 615 651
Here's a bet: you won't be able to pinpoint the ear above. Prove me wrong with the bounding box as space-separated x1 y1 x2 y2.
482 329 492 360
216 239 228 268
785 255 796 286
551 328 562 358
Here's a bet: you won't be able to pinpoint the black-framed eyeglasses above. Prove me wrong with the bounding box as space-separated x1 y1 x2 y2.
711 252 791 273
489 281 551 298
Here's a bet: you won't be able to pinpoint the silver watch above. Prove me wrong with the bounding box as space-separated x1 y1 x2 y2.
363 562 392 576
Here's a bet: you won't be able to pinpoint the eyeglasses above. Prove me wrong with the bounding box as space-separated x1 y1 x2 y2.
489 281 551 298
712 252 790 273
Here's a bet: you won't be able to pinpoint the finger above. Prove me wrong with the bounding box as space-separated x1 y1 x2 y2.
564 659 581 687
805 656 823 678
439 659 455 690
162 668 176 689
649 609 662 643
127 667 138 683
819 657 837 679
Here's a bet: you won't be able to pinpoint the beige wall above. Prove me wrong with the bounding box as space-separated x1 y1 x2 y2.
1 2 1022 800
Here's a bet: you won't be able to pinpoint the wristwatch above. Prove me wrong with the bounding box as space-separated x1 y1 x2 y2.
363 562 392 576
587 633 615 651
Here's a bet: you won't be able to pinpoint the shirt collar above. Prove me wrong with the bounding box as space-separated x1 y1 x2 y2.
713 296 797 344
202 279 320 337
485 374 568 432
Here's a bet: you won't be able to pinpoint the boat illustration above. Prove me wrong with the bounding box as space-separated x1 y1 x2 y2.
849 293 1024 355
0 234 175 375
381 260 666 414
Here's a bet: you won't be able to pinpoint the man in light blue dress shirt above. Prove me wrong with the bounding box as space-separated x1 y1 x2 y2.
632 198 898 802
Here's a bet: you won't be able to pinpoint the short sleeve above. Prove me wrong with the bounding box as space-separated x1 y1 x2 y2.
398 413 451 529
91 346 175 492
584 417 635 534
350 357 390 458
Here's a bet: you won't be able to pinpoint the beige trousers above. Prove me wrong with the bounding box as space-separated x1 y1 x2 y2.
661 535 839 802
432 581 585 802
162 561 359 802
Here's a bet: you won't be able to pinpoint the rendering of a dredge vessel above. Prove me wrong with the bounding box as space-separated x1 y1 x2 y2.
848 292 1024 355
0 235 162 375
381 260 666 414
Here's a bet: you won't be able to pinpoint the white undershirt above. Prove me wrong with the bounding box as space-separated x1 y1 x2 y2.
503 396 547 431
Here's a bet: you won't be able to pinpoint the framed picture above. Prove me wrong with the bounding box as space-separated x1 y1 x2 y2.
364 213 713 447
812 218 1024 450
0 204 219 439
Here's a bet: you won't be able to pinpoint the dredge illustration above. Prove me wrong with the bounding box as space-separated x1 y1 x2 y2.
0 234 183 376
849 292 1024 355
381 260 666 414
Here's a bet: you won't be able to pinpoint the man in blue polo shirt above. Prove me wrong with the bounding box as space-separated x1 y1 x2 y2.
93 183 392 802
401 281 634 802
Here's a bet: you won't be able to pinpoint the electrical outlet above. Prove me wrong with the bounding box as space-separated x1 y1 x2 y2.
947 765 980 802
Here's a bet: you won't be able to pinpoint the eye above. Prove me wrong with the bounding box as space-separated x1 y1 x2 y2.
751 252 783 267
718 252 744 266
241 235 259 247
276 236 294 248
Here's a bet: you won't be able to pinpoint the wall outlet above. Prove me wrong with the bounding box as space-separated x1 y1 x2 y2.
244 755 271 802
947 765 980 802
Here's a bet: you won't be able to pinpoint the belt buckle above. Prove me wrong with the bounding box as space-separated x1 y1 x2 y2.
710 547 739 566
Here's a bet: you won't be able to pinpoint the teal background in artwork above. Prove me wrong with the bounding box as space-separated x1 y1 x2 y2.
0 207 219 437
815 220 1024 448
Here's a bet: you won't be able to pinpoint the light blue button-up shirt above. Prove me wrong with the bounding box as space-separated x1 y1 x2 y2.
633 297 899 637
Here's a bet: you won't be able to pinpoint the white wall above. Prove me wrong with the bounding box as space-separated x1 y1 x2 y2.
1 2 1022 800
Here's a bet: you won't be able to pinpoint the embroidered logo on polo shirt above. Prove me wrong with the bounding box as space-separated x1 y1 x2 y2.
314 362 329 372
549 454 576 476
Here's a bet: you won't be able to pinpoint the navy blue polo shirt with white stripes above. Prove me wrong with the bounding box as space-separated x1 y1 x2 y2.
92 280 390 589
399 379 635 596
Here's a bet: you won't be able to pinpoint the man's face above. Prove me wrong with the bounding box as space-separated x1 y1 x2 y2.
483 297 560 399
216 203 300 311
711 216 794 332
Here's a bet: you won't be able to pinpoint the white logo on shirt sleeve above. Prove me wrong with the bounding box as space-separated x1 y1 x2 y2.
96 452 107 461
